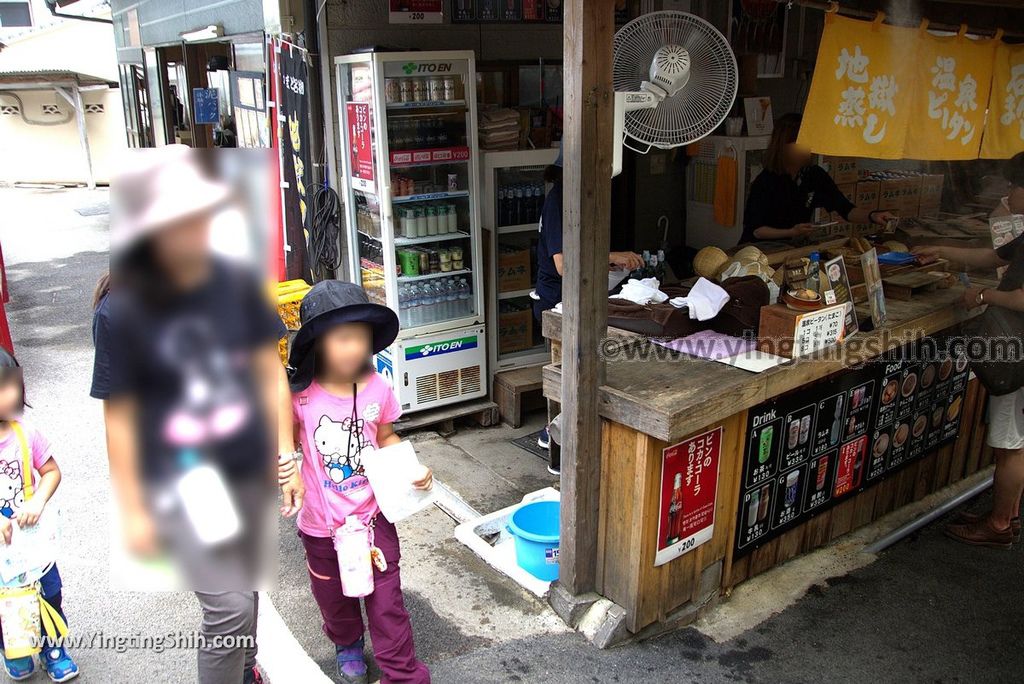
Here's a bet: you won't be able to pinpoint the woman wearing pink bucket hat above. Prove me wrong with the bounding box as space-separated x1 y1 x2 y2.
92 146 301 684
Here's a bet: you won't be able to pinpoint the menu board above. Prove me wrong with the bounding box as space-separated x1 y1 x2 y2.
734 342 970 556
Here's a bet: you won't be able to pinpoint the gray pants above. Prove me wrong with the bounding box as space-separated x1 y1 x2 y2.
195 590 258 684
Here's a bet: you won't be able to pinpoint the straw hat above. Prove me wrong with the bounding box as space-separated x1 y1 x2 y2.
110 145 232 252
693 246 729 279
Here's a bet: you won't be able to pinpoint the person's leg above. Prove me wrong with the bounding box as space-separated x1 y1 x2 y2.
362 518 430 683
299 532 365 645
990 446 1024 529
194 591 257 684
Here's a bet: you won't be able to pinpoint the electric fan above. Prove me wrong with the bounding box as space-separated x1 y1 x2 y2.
611 11 738 176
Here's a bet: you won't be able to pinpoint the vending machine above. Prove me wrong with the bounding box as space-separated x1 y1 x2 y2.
335 50 487 413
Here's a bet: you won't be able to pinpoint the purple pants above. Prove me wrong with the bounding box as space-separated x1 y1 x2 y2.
300 517 430 684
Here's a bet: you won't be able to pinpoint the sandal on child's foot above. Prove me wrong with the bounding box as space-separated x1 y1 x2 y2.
336 638 368 684
3 655 36 681
41 646 78 682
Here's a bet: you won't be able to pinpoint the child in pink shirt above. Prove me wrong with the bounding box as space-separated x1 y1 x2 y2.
280 281 431 684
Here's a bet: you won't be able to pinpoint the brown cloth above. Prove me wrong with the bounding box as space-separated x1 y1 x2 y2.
607 276 768 339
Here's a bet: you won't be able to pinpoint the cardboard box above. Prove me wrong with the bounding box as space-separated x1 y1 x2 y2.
877 179 903 212
898 176 921 218
498 308 533 354
854 180 880 213
497 248 531 292
918 174 944 216
825 156 859 185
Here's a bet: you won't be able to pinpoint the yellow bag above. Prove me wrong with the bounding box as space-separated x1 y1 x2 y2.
0 422 67 658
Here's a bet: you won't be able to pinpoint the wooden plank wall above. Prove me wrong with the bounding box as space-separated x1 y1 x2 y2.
598 411 747 632
723 378 989 590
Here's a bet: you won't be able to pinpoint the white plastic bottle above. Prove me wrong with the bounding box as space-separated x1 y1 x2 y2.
444 278 458 320
457 278 471 317
334 516 374 598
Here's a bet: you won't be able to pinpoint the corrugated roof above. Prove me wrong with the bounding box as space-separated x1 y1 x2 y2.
0 67 112 84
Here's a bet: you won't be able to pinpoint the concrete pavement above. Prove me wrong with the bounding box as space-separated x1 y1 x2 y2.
2 186 1021 683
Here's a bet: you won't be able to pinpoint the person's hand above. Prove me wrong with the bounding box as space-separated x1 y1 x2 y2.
278 455 297 487
962 286 984 310
411 465 433 491
281 470 305 517
912 244 945 260
0 518 11 546
791 223 816 237
15 497 45 528
871 210 898 226
609 252 644 272
123 509 160 557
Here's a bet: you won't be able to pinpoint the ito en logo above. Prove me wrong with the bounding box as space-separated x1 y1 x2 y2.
402 62 417 75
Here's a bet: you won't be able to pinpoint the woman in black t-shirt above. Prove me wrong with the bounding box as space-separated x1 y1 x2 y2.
740 113 896 244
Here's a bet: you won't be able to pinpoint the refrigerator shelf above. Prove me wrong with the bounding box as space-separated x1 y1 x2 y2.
386 99 467 111
398 268 471 284
497 288 534 300
392 190 469 204
497 223 539 235
395 231 470 246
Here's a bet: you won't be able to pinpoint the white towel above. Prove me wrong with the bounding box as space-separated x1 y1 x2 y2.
668 277 730 321
614 278 668 305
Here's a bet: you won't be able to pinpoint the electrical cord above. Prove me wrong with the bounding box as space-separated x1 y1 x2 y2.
308 182 341 282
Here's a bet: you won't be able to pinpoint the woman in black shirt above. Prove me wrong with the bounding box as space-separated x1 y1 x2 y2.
741 113 896 244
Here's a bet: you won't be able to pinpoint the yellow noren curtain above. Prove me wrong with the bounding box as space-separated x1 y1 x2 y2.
980 42 1024 159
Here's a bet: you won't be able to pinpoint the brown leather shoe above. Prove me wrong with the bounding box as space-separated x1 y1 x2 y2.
945 518 1014 549
954 511 1021 542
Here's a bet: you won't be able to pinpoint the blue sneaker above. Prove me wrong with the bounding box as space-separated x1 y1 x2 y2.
3 654 35 681
537 427 550 450
335 638 367 684
41 646 78 682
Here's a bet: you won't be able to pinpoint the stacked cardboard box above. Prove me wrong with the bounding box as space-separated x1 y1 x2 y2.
824 156 859 185
918 174 944 216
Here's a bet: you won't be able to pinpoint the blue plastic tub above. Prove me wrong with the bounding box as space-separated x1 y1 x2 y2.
507 500 560 581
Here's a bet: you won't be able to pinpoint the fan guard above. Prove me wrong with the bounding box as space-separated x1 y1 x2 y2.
613 11 738 150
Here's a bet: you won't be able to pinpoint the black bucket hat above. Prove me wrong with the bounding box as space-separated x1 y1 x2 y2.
287 280 399 392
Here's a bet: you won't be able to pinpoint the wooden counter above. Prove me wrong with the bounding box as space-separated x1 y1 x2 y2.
541 281 997 634
542 281 996 444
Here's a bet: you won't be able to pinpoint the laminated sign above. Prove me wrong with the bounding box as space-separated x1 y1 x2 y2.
798 14 917 159
981 42 1024 159
904 26 997 160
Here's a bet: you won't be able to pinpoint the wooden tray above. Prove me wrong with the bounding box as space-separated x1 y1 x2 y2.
881 271 954 301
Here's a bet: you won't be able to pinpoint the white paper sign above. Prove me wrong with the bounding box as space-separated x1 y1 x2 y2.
361 441 436 524
0 508 60 585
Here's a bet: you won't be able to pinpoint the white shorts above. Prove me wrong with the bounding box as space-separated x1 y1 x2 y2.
987 387 1024 450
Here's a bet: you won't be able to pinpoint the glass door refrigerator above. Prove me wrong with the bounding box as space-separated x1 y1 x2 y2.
335 50 487 414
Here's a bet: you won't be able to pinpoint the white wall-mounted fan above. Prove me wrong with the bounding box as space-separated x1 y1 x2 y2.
612 11 739 176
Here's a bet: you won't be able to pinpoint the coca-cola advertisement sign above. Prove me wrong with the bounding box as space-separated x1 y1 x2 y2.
655 427 722 566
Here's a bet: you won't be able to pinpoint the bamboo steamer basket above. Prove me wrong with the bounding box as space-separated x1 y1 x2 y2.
693 246 729 279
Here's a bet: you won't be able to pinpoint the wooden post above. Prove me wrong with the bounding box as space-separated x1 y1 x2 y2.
559 0 615 596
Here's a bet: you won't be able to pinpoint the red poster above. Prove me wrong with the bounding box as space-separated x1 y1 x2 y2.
346 102 374 183
833 435 867 498
655 427 722 566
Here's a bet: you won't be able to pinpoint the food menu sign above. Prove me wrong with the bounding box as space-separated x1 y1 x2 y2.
655 427 722 566
735 344 970 557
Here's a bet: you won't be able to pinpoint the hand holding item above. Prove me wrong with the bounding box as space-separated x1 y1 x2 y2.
609 251 644 272
15 496 45 528
870 210 898 226
791 223 816 237
0 518 10 545
411 464 433 491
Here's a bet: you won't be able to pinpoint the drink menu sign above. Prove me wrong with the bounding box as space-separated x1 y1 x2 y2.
734 343 970 557
656 427 722 566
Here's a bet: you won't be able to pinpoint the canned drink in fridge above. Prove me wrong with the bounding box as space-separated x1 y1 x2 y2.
412 78 427 102
399 78 413 103
385 78 401 103
447 173 459 192
443 76 456 101
428 76 445 102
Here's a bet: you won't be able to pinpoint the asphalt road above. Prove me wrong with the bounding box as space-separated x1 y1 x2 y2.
3 186 1021 684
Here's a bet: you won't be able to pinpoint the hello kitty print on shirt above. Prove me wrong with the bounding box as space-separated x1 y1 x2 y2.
313 415 373 484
